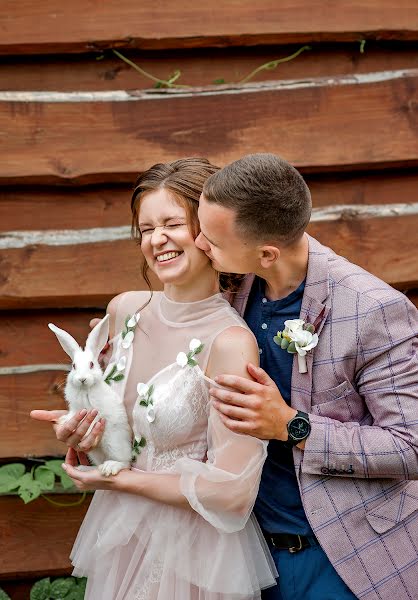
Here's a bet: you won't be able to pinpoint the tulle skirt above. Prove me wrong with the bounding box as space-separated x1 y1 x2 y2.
71 489 277 599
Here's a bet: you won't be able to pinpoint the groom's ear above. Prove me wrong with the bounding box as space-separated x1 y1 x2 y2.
259 245 281 268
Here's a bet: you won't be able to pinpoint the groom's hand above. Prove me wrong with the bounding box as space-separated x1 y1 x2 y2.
210 363 297 441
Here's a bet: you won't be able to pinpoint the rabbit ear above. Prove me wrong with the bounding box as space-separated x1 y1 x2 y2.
85 314 110 359
48 323 80 360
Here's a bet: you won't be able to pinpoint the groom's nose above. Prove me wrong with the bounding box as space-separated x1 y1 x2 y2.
195 232 209 251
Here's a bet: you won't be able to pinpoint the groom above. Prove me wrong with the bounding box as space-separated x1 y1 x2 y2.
195 154 418 600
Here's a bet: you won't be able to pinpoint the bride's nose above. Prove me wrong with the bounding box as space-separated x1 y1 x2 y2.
151 226 168 246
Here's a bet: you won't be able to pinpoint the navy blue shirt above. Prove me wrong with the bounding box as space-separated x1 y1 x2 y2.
244 277 314 536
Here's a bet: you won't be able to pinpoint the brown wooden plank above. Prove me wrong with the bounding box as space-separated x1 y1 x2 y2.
406 289 418 308
1 70 418 184
1 1 418 55
0 213 417 310
0 186 131 232
0 310 102 367
1 170 418 235
0 494 91 577
2 45 418 91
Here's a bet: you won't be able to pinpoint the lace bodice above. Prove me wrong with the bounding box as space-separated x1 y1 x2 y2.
133 362 212 472
105 291 249 473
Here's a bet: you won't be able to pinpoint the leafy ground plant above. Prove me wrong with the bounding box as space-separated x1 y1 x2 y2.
0 460 77 503
0 577 87 600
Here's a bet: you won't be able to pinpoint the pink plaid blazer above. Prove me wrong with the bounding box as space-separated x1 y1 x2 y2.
228 235 418 600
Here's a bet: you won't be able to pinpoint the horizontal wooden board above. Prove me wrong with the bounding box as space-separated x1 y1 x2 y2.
1 170 418 232
0 494 91 578
1 69 418 184
0 214 417 309
2 45 418 91
1 1 418 55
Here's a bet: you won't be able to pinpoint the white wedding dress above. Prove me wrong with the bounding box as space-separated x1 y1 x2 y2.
71 291 277 599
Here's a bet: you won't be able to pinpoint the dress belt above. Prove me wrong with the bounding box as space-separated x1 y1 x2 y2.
263 532 318 553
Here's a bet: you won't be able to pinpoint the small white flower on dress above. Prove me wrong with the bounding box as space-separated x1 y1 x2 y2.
137 382 150 398
176 352 188 368
127 313 141 328
146 406 156 423
189 338 202 352
122 330 134 349
117 356 127 371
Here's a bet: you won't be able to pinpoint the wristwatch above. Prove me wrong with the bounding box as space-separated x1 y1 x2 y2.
285 410 311 447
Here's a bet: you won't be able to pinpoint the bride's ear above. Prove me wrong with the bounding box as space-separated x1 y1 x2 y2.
259 245 280 269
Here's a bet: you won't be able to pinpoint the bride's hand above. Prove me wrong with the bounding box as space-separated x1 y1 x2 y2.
62 452 125 491
30 408 105 453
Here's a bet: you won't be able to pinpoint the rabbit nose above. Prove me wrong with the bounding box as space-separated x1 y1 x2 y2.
80 378 86 384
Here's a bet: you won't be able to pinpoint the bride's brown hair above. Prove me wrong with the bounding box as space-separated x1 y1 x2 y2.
131 158 244 294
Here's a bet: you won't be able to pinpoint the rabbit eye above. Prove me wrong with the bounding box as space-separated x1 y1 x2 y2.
89 361 94 369
72 363 76 370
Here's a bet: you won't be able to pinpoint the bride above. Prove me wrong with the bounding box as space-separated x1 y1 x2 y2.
32 158 277 599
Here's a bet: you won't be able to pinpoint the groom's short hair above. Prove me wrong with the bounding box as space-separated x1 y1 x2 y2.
203 153 311 245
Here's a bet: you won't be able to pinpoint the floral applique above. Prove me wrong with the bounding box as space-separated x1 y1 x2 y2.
137 383 156 423
176 338 204 368
131 435 146 461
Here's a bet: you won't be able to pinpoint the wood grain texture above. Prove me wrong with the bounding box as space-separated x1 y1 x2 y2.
1 1 418 54
1 70 418 183
1 171 417 234
0 214 417 308
2 45 418 91
0 494 91 577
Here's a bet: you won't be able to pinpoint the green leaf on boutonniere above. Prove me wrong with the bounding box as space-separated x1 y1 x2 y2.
287 341 297 354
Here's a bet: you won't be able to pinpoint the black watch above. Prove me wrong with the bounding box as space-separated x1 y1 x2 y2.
285 410 311 447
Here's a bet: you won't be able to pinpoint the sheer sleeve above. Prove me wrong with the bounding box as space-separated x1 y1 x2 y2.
175 399 268 533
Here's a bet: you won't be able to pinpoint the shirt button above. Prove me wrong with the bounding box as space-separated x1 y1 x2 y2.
261 323 268 330
262 297 267 303
259 348 263 354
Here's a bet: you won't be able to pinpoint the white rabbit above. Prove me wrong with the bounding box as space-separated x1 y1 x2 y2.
48 314 132 476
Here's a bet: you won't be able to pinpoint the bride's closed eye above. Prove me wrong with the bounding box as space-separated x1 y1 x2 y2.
140 222 187 235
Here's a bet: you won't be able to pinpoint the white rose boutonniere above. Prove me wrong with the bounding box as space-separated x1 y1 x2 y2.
273 319 319 373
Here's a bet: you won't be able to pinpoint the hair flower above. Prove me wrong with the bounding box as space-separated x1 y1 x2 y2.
273 319 318 373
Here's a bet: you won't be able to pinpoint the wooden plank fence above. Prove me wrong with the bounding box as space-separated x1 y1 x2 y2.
1 2 417 591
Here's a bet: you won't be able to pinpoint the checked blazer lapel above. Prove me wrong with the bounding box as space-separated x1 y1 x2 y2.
290 235 330 413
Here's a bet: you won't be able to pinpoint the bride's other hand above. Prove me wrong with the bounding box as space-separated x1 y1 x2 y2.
30 408 105 452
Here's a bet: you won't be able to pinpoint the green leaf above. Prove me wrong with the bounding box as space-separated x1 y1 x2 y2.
187 358 197 367
0 463 25 479
112 374 124 382
273 336 281 346
0 587 11 599
44 459 66 477
280 338 289 350
139 436 147 447
16 473 42 503
0 474 21 493
213 78 225 84
50 577 75 598
30 577 51 600
154 81 164 88
287 341 297 354
194 344 204 355
35 466 55 490
60 472 76 490
148 384 154 396
139 400 148 406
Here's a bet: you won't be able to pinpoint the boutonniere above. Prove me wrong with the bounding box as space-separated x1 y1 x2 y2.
273 319 319 373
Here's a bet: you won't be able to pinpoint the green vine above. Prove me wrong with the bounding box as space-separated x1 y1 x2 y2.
111 45 312 89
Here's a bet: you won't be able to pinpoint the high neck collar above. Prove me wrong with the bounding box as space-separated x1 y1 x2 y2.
159 292 228 325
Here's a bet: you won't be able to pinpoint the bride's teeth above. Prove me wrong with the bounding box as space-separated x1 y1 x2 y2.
157 252 181 262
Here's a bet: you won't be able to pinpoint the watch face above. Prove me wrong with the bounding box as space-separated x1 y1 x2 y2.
288 417 310 440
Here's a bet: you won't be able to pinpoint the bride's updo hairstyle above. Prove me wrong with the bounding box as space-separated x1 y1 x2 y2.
130 157 243 292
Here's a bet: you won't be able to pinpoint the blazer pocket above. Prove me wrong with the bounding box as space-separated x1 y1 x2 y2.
311 380 366 422
366 482 418 534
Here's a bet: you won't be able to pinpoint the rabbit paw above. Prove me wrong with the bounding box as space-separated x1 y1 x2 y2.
98 460 128 477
